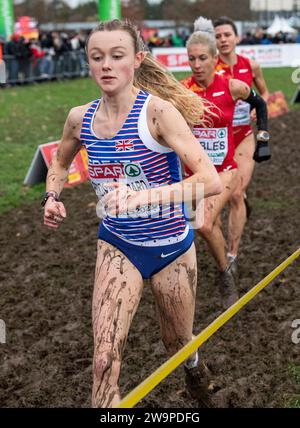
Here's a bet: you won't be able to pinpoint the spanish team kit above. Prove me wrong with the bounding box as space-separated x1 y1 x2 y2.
216 55 254 147
181 73 237 174
80 90 194 278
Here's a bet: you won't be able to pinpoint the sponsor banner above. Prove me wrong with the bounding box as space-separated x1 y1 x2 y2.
154 48 189 71
41 142 88 187
267 91 289 118
152 44 300 72
237 45 283 67
14 16 38 40
0 0 14 40
24 141 89 187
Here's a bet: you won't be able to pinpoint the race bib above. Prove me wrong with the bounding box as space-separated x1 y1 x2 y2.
193 127 228 166
88 162 159 218
233 100 251 126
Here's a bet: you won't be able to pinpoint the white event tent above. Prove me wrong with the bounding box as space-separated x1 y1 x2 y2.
266 15 297 35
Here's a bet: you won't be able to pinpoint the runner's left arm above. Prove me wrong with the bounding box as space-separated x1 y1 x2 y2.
229 78 268 133
251 59 269 102
230 79 271 163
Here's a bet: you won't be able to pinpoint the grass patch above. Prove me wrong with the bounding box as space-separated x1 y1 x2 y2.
262 67 300 104
286 364 300 408
289 363 300 384
252 195 298 211
0 67 299 214
288 397 300 408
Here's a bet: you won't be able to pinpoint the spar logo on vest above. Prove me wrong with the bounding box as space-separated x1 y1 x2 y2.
193 127 228 166
88 162 142 180
88 163 124 179
88 161 151 195
88 161 160 218
194 129 226 140
124 163 141 178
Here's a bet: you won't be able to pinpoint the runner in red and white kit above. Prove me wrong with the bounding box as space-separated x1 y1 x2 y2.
214 16 270 272
181 17 269 309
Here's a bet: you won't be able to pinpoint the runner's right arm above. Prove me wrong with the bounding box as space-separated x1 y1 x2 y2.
43 107 83 229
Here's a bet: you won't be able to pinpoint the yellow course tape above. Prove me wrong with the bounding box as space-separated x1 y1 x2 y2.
117 247 300 408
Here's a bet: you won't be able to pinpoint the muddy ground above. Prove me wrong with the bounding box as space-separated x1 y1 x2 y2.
0 110 299 408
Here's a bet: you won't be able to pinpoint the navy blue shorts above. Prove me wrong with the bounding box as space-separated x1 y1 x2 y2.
98 224 194 279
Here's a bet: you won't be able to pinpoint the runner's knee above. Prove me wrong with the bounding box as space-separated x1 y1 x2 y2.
94 351 119 383
230 189 244 205
199 221 214 238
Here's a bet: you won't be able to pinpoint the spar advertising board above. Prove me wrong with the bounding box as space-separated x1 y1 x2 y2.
24 142 89 187
153 45 295 117
14 16 39 40
152 44 300 71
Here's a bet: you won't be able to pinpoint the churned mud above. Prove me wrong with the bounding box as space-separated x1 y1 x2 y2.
0 110 299 408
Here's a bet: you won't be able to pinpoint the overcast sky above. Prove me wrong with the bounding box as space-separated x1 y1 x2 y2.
65 0 89 7
64 0 162 6
13 0 163 7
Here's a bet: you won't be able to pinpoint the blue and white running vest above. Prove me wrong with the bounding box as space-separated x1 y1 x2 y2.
80 90 189 247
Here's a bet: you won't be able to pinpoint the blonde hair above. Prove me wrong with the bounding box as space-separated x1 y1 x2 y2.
86 19 207 127
186 17 217 56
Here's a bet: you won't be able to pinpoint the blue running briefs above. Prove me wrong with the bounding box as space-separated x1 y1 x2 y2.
98 223 194 279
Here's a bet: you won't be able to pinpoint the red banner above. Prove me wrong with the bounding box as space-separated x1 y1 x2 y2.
155 52 189 69
40 142 89 187
267 91 289 118
14 16 38 40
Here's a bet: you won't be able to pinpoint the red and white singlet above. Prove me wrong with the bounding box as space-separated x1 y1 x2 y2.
216 54 254 148
181 73 237 175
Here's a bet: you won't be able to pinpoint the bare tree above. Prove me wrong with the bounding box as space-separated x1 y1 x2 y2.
160 0 251 23
189 0 251 21
14 0 72 24
161 0 193 24
122 0 145 22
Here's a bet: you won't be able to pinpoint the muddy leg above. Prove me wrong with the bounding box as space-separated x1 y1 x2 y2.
92 240 144 408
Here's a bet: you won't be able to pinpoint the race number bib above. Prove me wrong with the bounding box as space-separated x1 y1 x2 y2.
193 127 228 166
233 100 251 126
88 162 159 218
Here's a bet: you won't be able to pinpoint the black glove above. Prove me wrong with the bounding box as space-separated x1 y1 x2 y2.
253 140 271 163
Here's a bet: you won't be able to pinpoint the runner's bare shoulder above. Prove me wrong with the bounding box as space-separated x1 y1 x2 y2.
147 95 174 117
64 102 94 139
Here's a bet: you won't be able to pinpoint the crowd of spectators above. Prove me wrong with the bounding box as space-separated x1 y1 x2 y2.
147 31 188 48
240 28 300 45
146 28 300 48
1 30 89 86
1 26 299 86
0 29 190 85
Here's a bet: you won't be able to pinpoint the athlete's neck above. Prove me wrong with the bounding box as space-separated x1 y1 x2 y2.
195 73 214 89
101 86 139 120
219 51 238 68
